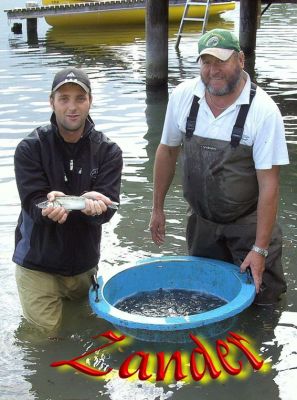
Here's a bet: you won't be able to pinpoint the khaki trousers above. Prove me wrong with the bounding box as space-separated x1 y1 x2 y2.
15 265 97 334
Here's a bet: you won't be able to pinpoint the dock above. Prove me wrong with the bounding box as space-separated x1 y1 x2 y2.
4 0 297 87
5 0 149 44
5 0 297 21
5 0 147 20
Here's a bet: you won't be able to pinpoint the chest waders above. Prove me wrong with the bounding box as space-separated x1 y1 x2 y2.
183 83 286 304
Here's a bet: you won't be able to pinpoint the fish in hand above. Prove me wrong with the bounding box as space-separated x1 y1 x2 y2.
37 195 119 211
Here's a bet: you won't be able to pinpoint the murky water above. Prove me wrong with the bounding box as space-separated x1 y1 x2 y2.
115 289 227 317
0 1 296 399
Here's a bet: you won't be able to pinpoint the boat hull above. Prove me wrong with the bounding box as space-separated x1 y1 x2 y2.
41 1 235 27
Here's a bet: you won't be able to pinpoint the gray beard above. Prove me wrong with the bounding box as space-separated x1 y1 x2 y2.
203 69 243 96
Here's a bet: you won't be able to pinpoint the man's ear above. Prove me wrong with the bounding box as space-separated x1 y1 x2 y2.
239 51 245 68
49 95 54 110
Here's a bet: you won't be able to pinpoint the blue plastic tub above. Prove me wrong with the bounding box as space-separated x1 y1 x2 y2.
89 256 255 342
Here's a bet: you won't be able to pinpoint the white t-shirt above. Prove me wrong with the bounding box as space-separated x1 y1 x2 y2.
161 75 289 169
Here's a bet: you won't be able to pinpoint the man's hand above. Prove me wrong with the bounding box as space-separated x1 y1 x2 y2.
41 191 68 224
81 191 112 217
240 251 266 293
150 209 166 246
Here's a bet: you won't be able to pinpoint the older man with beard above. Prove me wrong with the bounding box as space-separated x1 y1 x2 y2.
150 29 289 306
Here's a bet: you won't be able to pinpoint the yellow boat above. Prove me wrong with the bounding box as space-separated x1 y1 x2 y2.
41 0 235 28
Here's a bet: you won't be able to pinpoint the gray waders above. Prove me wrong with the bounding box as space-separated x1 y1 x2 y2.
182 83 286 304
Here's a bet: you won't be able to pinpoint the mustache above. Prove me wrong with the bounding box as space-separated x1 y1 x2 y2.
202 72 242 96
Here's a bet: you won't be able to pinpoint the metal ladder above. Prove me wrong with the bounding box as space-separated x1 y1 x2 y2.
175 0 212 49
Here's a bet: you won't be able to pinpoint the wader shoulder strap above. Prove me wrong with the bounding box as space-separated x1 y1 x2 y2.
185 83 257 144
185 95 200 139
230 82 257 148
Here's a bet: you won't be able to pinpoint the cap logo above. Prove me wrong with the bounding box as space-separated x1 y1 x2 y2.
206 36 220 48
66 72 76 78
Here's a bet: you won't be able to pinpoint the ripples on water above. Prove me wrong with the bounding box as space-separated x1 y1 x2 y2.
0 1 297 399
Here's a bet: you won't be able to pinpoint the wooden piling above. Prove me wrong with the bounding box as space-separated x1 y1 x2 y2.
11 23 23 34
145 0 169 88
27 18 38 44
239 0 261 55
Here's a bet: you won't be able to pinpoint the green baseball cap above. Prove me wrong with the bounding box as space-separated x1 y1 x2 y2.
198 29 241 61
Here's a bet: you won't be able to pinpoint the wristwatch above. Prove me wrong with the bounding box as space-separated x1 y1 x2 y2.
252 245 268 258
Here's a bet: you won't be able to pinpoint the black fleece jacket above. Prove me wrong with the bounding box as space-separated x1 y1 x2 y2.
13 114 123 276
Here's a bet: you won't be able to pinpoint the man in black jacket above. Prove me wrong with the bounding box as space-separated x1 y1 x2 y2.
13 67 123 334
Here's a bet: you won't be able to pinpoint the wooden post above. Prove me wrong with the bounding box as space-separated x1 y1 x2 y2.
145 0 169 88
27 18 38 44
11 23 23 34
239 0 261 55
244 52 256 81
145 87 169 178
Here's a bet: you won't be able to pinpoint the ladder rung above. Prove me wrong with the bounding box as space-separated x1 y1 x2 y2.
187 2 207 6
184 17 204 21
176 33 202 37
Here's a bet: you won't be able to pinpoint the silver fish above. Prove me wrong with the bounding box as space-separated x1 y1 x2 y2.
37 196 119 211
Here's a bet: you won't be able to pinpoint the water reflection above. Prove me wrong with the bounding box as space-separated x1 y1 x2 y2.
13 300 284 400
